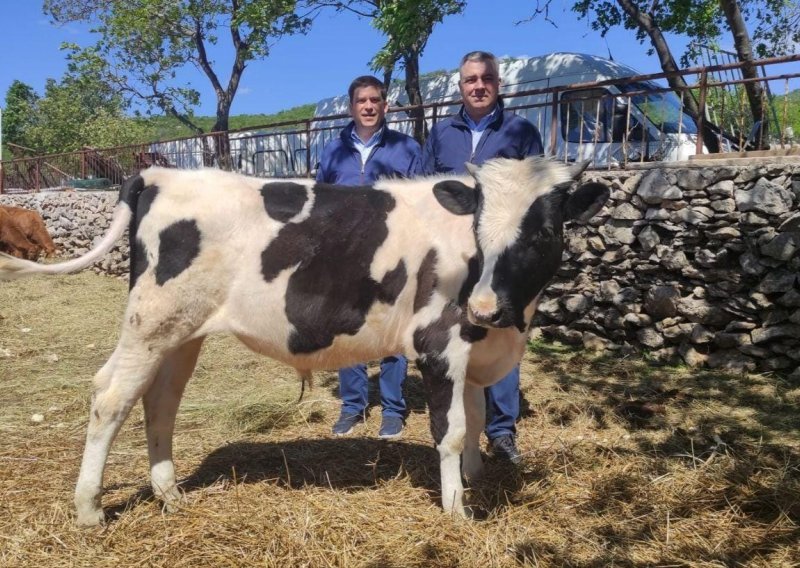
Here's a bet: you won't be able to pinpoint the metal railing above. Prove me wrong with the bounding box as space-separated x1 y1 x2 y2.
2 54 798 193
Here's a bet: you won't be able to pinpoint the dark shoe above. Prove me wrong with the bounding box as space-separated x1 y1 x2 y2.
332 412 363 436
491 434 522 464
378 415 404 439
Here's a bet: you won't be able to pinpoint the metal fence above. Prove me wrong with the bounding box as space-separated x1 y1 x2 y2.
2 54 798 194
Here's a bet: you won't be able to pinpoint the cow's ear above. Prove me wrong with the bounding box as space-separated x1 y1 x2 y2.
433 180 477 215
564 182 609 222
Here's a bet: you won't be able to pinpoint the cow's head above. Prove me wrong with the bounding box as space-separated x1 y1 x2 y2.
433 157 609 331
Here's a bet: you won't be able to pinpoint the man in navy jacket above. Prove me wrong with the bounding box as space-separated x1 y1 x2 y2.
422 51 543 464
317 75 422 439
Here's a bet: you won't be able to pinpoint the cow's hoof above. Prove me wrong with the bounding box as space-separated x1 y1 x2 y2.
156 485 185 513
462 457 484 482
75 507 106 528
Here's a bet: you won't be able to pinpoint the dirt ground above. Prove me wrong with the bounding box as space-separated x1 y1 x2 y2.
1 272 799 567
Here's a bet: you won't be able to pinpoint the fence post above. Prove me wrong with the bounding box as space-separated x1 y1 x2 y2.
548 90 560 157
696 69 707 155
305 119 312 178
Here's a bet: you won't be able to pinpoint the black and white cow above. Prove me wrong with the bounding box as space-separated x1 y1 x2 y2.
0 157 608 526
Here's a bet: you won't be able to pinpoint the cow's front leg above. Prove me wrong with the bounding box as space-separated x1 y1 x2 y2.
462 382 485 482
417 329 471 517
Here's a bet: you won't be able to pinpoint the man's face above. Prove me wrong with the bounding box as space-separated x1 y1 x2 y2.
459 60 500 119
350 85 388 131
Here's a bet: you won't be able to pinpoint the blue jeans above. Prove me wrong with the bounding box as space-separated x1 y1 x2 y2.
338 355 407 418
484 365 520 441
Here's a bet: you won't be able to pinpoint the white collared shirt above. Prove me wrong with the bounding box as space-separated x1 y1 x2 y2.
351 126 384 166
463 105 500 152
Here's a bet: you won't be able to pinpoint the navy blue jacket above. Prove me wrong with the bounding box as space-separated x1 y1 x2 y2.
316 121 422 185
422 101 543 174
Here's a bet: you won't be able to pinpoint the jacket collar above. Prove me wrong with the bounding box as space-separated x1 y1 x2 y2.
453 97 506 129
341 120 388 148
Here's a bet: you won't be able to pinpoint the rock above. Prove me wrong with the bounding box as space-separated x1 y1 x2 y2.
582 332 610 351
644 286 681 320
777 289 800 308
725 321 757 332
31 414 45 423
757 271 797 294
612 203 643 220
738 344 770 358
637 327 664 349
735 178 794 216
675 169 713 190
677 297 733 326
599 221 636 245
707 179 735 197
710 199 736 214
563 294 593 315
637 169 683 204
672 207 715 225
537 298 561 319
759 357 794 371
778 211 800 232
751 324 800 344
707 350 757 373
760 233 799 261
661 250 690 271
713 332 751 349
645 208 671 221
637 225 660 251
623 313 652 328
691 324 715 344
597 280 621 303
739 252 766 276
679 344 708 367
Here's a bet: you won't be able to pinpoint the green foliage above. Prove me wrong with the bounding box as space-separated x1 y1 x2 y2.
571 0 798 65
369 0 465 72
2 81 39 151
43 0 312 134
139 103 316 141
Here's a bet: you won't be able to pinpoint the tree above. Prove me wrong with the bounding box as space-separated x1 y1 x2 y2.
309 0 465 143
569 0 791 149
3 81 39 150
44 0 312 166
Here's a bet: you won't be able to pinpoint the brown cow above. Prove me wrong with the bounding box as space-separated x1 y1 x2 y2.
0 208 39 260
0 206 56 258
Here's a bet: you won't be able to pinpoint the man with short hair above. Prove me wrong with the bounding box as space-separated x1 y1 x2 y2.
422 51 543 464
317 75 421 439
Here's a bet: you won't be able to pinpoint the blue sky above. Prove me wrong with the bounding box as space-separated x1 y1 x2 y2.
1 1 699 117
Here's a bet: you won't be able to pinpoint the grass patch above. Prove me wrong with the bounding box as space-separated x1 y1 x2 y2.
0 273 798 567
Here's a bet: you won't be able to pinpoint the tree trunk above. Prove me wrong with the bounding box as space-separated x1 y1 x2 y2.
211 99 232 170
719 0 768 148
403 47 427 145
616 0 720 153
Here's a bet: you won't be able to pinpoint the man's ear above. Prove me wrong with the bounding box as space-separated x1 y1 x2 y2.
433 180 478 215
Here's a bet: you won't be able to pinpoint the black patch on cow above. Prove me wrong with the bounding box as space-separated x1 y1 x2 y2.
414 249 438 312
119 174 145 209
457 254 481 307
130 238 150 289
420 357 454 446
492 190 567 332
128 185 159 290
376 259 407 304
260 182 308 223
260 183 402 354
155 219 201 286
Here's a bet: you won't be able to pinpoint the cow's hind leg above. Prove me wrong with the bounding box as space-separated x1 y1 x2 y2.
74 340 165 526
143 337 204 512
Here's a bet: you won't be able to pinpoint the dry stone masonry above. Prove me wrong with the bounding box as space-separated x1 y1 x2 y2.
3 158 799 377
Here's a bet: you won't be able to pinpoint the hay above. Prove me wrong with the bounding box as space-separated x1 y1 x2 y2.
1 273 798 567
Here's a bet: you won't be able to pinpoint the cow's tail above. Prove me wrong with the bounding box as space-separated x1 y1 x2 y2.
0 175 143 281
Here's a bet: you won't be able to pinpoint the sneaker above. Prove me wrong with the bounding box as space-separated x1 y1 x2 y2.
490 434 523 464
332 412 363 436
378 415 404 439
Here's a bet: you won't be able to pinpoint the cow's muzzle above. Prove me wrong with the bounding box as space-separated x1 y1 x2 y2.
467 298 513 329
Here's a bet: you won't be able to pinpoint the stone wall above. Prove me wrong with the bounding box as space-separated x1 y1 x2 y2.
3 158 799 376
